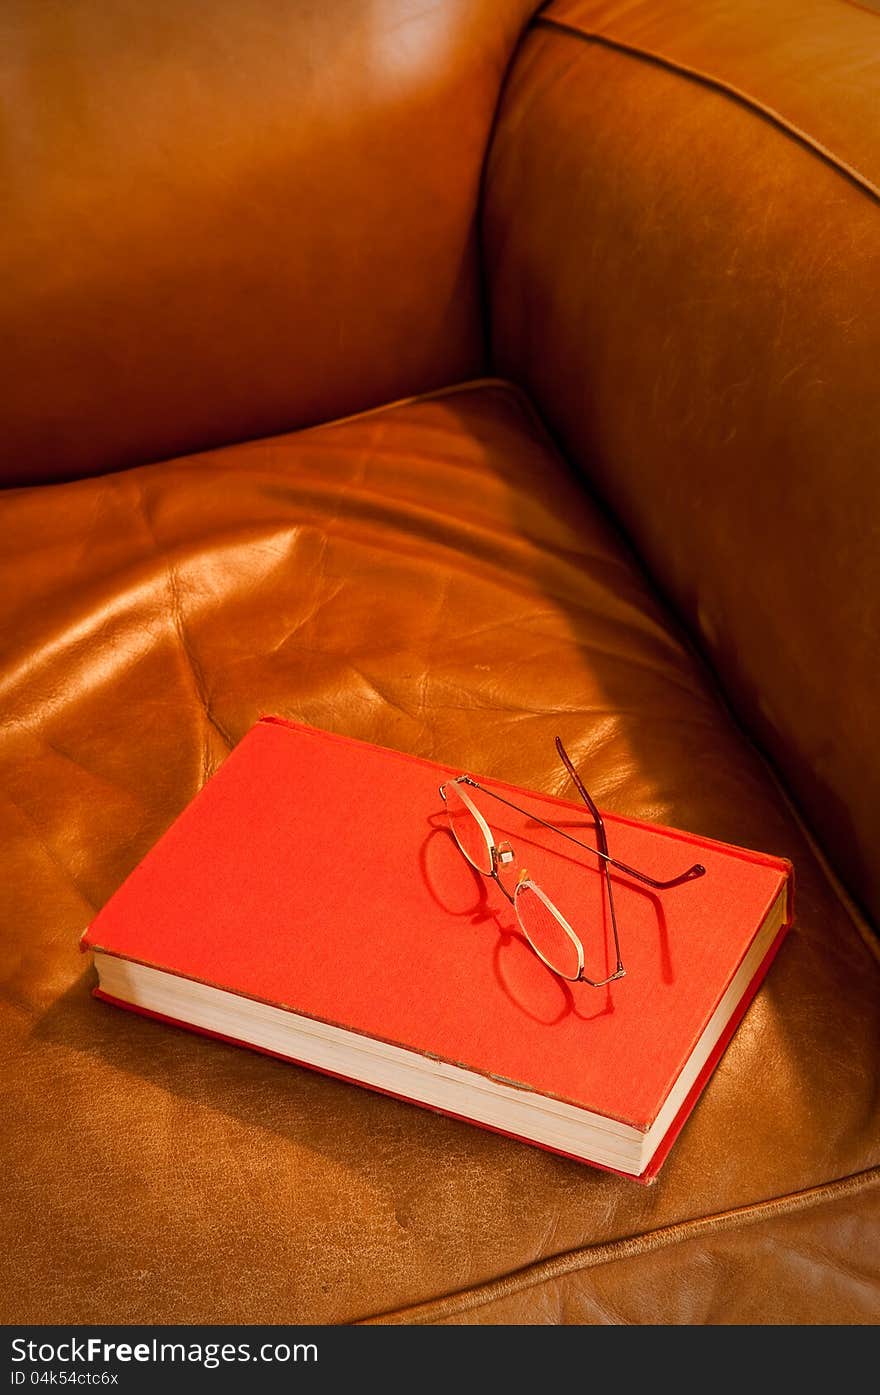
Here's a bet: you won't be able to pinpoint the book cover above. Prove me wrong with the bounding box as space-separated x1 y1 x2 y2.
80 716 793 1178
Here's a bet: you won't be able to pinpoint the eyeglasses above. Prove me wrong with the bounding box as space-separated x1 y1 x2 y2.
439 737 706 985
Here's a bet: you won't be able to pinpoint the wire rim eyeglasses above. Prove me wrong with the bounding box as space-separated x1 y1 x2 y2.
439 738 706 985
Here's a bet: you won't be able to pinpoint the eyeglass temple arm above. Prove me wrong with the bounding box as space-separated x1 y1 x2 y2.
555 736 705 887
457 774 705 891
554 739 624 978
555 737 608 853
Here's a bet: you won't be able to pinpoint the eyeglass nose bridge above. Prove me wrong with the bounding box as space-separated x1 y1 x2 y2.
488 840 518 905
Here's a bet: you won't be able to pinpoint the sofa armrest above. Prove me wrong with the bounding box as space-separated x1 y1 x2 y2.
483 0 880 925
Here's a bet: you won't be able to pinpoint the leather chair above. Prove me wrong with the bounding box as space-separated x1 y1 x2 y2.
3 0 878 1324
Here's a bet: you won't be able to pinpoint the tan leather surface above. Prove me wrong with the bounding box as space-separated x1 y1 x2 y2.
379 1173 880 1323
548 0 880 193
483 2 880 930
2 382 878 1323
0 0 537 488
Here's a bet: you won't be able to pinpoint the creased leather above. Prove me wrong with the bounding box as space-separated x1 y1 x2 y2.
376 1171 880 1324
2 383 878 1323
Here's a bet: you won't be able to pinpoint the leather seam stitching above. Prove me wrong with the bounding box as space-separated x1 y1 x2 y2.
356 1165 880 1323
533 17 880 207
841 0 880 20
505 19 880 959
307 377 530 433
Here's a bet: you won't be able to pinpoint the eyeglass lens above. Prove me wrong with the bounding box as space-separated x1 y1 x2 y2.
442 781 493 874
443 781 588 981
514 882 583 981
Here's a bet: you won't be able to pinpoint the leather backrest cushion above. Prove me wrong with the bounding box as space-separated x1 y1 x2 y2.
1 0 536 485
483 0 880 925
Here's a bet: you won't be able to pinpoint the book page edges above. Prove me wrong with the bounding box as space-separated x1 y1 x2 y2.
89 887 788 1177
640 915 790 1179
646 876 792 1126
90 986 652 1182
82 875 790 1135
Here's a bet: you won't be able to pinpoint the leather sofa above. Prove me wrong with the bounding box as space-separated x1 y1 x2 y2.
3 0 878 1325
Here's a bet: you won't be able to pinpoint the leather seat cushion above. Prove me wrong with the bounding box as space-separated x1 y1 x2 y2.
2 380 877 1323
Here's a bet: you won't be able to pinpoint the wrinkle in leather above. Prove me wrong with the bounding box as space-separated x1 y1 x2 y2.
2 383 878 1323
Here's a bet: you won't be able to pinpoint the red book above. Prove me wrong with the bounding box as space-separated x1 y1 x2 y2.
80 717 793 1180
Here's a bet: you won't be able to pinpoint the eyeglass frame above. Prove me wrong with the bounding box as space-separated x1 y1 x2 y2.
439 737 706 986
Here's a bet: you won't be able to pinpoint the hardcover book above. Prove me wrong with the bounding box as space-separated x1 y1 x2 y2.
80 717 793 1180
